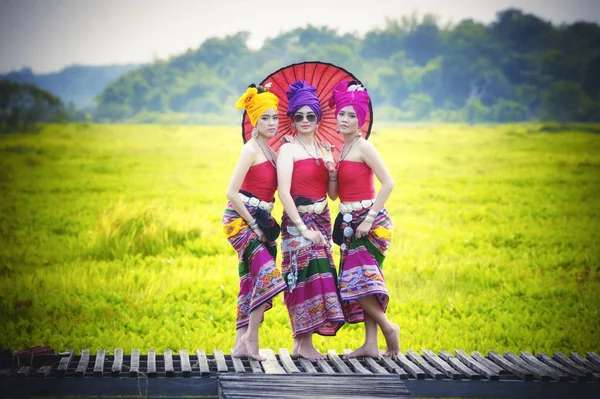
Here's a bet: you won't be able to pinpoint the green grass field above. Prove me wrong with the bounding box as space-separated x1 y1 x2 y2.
0 123 598 356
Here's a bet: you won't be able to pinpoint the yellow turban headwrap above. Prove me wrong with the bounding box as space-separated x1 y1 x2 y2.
235 85 279 127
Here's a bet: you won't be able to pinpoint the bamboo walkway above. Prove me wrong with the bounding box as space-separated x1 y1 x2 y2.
1 347 600 398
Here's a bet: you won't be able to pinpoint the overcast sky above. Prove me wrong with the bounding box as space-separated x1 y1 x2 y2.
0 0 598 74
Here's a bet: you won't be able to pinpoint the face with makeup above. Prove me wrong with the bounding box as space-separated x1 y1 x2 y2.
255 108 279 138
293 105 318 135
336 105 360 135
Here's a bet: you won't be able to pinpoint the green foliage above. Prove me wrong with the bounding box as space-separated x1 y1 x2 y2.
489 99 529 122
81 9 598 124
465 98 489 124
541 81 598 122
0 80 66 133
401 93 435 120
0 123 599 355
0 64 139 109
2 9 598 124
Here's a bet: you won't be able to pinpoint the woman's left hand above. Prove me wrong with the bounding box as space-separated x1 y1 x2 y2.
320 141 337 174
355 220 373 239
320 141 335 162
280 134 294 145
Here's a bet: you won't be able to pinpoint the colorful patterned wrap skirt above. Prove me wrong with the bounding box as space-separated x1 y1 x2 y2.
337 206 393 323
222 201 286 330
280 201 345 337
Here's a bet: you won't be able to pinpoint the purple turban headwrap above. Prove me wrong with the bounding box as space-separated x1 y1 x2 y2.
286 80 323 122
328 80 370 127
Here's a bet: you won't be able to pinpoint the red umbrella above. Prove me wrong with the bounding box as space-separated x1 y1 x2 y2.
241 61 373 156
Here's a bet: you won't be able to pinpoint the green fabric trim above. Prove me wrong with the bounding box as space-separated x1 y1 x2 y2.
238 239 277 277
282 256 338 284
349 237 385 269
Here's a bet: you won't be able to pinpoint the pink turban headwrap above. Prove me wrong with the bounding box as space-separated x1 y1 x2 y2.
328 80 370 127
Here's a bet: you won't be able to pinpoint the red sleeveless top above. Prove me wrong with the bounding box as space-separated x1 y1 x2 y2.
290 158 328 201
240 161 277 202
338 161 376 202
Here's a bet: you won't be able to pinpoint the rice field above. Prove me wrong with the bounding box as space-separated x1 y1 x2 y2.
0 122 598 356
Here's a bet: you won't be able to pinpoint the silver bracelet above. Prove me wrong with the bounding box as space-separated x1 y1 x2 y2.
297 223 308 232
364 216 374 224
293 218 303 226
367 209 377 217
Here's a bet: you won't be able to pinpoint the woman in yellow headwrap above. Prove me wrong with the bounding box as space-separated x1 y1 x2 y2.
223 83 286 360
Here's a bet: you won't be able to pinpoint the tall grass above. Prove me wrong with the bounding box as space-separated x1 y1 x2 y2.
90 198 204 259
0 123 598 355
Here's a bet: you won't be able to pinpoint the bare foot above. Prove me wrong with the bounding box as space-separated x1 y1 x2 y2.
245 335 264 361
296 345 327 361
382 323 400 359
291 337 301 359
231 334 263 361
232 327 248 358
343 344 381 359
231 343 251 359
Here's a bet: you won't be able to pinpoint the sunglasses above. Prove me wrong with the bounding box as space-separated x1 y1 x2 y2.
293 113 317 123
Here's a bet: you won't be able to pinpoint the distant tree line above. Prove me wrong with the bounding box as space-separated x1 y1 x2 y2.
0 81 66 133
2 8 599 126
0 64 139 110
94 8 600 124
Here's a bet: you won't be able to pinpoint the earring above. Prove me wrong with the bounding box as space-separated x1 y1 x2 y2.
252 128 258 139
336 129 340 133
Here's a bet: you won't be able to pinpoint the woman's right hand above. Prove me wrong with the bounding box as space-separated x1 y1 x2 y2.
301 228 323 245
253 227 267 242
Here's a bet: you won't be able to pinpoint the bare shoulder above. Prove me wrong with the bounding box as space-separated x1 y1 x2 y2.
359 138 385 165
278 142 295 156
241 140 258 156
358 137 374 149
235 141 258 166
358 137 378 154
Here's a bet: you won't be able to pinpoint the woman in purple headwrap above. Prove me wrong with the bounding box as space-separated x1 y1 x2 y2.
329 80 400 359
277 80 345 360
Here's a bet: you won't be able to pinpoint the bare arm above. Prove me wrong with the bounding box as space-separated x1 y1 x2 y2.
362 140 394 213
355 140 395 238
327 176 339 200
225 144 264 230
319 141 339 200
277 144 302 223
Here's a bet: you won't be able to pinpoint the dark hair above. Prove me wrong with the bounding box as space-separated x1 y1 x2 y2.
247 83 268 94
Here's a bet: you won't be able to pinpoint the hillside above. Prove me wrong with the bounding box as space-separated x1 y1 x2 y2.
1 64 139 109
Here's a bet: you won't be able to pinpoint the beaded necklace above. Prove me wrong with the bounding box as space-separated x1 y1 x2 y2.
339 134 361 162
256 138 276 168
296 136 321 165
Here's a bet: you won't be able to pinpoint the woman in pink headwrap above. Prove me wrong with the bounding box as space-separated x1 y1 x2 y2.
328 80 400 359
223 83 287 360
277 80 345 360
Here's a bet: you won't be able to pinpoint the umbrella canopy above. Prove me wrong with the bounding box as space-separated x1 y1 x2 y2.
241 61 373 156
